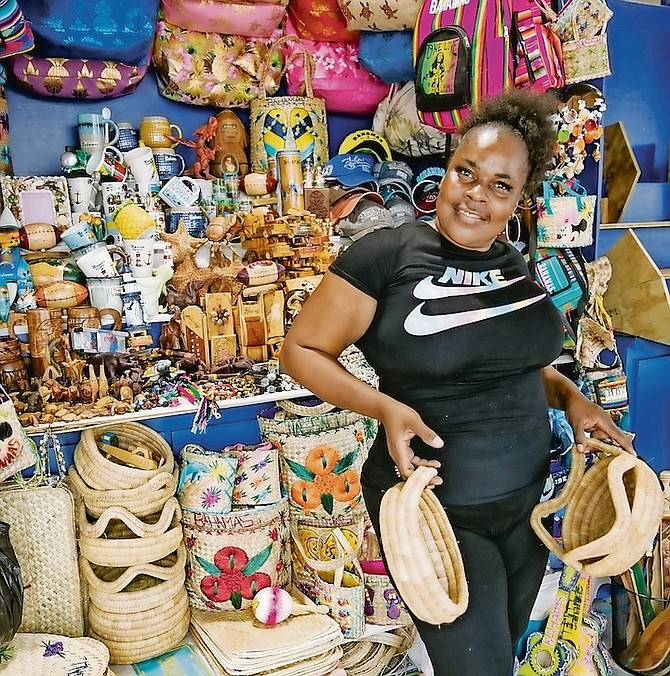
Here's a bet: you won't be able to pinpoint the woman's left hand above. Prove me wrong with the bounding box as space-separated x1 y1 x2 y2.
564 391 635 455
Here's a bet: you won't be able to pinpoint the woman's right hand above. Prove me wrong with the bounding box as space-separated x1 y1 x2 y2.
380 401 444 486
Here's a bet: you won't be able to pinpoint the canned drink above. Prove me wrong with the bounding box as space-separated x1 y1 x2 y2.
277 149 304 214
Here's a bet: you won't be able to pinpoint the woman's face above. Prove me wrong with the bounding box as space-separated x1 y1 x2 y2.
435 125 529 251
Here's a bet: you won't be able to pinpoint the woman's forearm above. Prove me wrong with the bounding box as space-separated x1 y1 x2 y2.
541 365 584 410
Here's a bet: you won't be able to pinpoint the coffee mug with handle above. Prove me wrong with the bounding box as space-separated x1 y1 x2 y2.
154 148 186 181
139 116 182 149
78 113 120 154
86 146 127 182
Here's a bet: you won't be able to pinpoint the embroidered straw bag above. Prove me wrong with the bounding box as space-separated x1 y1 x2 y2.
530 439 664 577
380 465 468 625
0 430 85 637
257 399 375 519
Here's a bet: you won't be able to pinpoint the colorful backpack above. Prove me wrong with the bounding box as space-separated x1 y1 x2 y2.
413 0 515 133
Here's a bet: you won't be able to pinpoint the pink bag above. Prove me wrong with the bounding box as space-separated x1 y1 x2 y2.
283 23 389 115
161 0 288 37
7 55 148 99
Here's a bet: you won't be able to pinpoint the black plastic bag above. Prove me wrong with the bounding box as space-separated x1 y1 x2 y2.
0 522 23 649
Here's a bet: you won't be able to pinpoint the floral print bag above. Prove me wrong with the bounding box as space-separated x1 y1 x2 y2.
257 399 376 520
152 17 284 108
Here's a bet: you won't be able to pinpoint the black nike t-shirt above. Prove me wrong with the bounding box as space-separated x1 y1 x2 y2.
330 221 564 505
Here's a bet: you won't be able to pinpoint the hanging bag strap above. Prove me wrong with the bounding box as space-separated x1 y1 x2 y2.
257 34 317 101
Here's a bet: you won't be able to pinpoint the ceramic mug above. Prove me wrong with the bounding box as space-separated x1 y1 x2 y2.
72 242 118 278
87 276 124 314
115 122 139 152
78 113 120 154
61 219 97 251
165 207 207 237
123 146 160 187
139 115 182 149
158 176 200 209
67 304 122 332
67 176 95 213
86 146 127 182
122 238 155 278
153 148 186 181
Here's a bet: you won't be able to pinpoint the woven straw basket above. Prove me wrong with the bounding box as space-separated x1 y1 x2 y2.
88 599 190 664
78 497 184 567
340 625 416 676
67 466 178 517
531 438 664 577
80 545 187 613
380 465 468 625
74 422 175 490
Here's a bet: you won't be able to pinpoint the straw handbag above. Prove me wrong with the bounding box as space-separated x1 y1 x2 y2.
258 399 374 519
249 36 328 173
380 465 469 625
292 525 366 639
182 498 292 611
530 439 664 577
0 430 86 637
362 561 412 627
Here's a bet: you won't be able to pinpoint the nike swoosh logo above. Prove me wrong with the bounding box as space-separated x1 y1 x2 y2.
413 275 526 299
404 294 546 336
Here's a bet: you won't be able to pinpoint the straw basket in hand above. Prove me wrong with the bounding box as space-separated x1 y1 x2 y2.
379 465 468 625
530 438 664 577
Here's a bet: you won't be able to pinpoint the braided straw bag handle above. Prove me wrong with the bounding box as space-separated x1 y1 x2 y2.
278 397 337 417
257 34 318 101
530 438 664 576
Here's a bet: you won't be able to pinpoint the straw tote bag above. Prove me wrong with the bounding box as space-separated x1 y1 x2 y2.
0 429 85 637
257 399 375 519
249 36 329 172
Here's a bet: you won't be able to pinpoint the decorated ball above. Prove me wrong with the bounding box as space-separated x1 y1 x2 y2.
18 223 62 251
251 587 293 625
237 260 285 286
34 281 88 309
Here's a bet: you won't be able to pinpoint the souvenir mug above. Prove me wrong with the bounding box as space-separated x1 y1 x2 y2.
165 207 207 237
67 176 95 212
153 148 186 181
139 116 182 149
123 146 160 189
60 219 98 251
78 113 120 154
122 238 155 278
115 122 139 152
0 337 28 391
87 276 124 314
9 307 63 377
67 305 122 332
72 242 118 278
158 176 200 209
86 146 127 182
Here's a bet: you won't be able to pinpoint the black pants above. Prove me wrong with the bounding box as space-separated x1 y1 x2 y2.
362 480 549 676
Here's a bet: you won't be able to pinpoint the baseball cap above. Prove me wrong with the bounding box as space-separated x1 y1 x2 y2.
323 153 378 189
330 188 384 225
374 160 414 195
412 179 440 215
386 196 416 227
338 199 395 241
338 130 393 164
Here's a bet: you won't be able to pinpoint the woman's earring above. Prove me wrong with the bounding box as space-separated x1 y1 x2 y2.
505 214 525 252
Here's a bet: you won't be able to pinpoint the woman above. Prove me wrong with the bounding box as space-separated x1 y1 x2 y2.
279 90 633 676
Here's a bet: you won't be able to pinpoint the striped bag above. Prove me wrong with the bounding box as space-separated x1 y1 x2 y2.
413 0 515 133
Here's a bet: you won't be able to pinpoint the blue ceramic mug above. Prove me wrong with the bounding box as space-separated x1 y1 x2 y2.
115 122 139 152
166 207 207 237
154 148 186 181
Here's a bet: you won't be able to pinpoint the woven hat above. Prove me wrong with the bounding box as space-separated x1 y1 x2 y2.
530 438 664 577
380 466 468 625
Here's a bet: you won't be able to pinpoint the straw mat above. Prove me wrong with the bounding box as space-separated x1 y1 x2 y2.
189 607 342 675
530 439 664 576
379 466 468 625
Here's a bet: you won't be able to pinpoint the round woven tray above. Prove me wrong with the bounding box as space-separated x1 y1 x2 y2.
530 438 664 576
81 545 187 613
340 625 416 676
88 602 190 665
74 422 175 490
78 497 184 568
380 466 468 625
67 466 178 518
